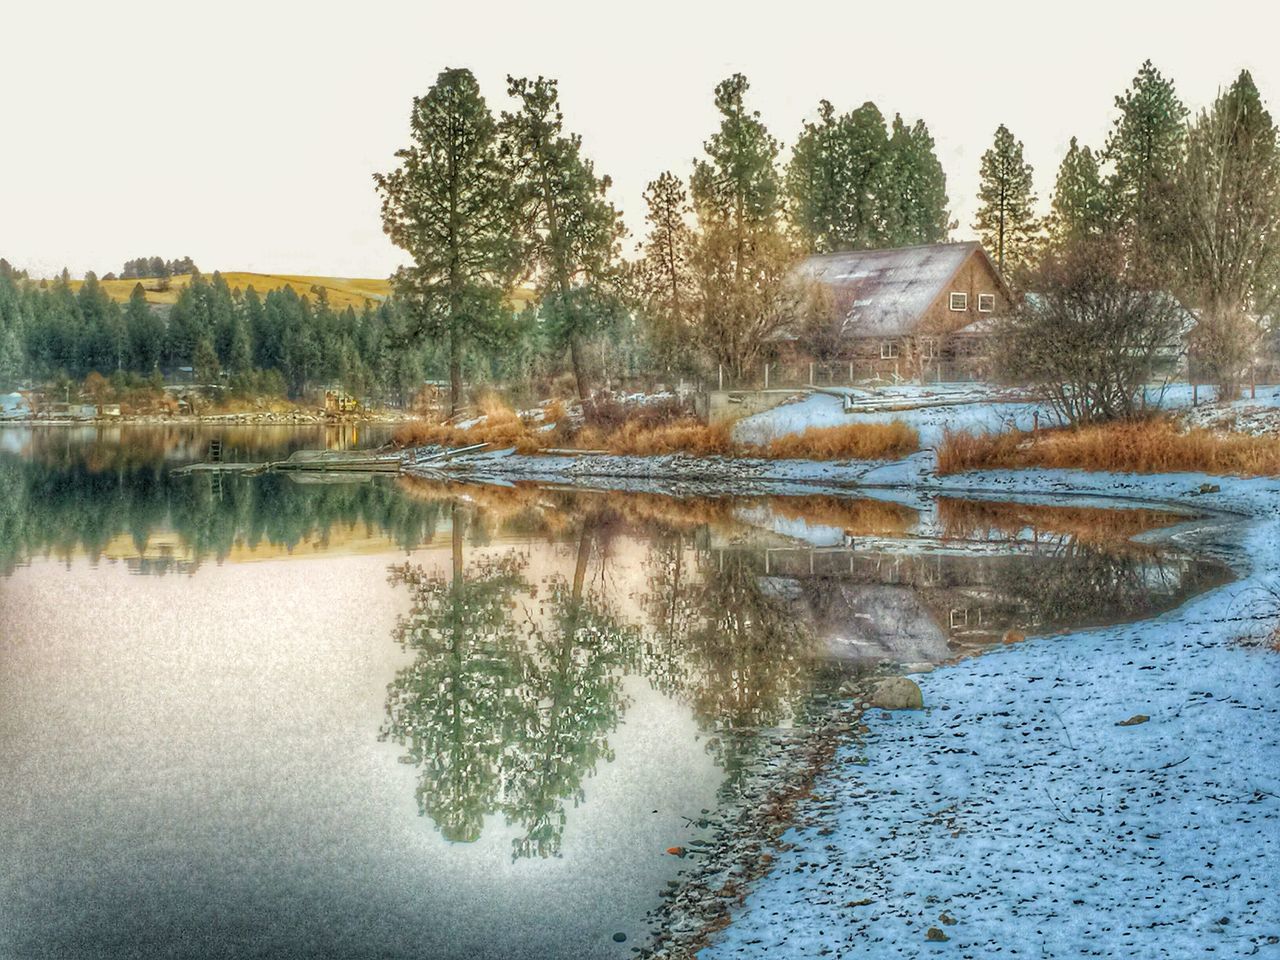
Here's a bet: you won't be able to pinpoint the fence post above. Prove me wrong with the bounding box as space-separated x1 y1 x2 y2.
808 362 814 386
764 363 770 389
848 361 854 383
718 364 723 391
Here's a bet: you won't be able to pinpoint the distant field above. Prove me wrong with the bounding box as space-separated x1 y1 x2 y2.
68 272 393 310
68 272 538 312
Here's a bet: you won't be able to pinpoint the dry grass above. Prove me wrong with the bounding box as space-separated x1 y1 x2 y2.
937 419 1280 477
606 420 736 457
395 403 917 463
937 497 1188 545
393 397 553 455
761 421 919 461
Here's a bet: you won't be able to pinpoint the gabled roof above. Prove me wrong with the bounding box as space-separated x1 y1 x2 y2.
795 241 1006 338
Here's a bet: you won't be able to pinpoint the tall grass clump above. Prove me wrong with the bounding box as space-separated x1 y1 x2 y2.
762 422 919 461
605 420 735 457
937 419 1280 477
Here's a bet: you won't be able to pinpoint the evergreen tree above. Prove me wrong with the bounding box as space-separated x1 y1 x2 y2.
1049 137 1108 246
636 171 695 374
193 335 220 384
1174 70 1280 398
786 101 888 252
1104 60 1188 253
502 75 626 400
375 68 522 414
123 283 164 372
0 274 25 387
690 74 801 379
974 124 1040 278
882 114 951 246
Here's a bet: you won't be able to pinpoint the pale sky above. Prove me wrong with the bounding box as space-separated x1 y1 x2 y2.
4 0 1279 280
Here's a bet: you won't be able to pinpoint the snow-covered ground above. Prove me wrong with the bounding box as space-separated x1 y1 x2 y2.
733 390 1045 447
704 468 1280 960
734 382 1280 447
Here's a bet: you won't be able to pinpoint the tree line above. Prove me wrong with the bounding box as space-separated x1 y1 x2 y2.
4 61 1278 410
376 69 954 410
979 62 1280 407
0 268 433 402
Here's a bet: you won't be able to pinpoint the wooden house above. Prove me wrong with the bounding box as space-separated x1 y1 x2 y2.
790 241 1013 381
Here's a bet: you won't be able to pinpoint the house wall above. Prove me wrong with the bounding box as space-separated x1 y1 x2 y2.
916 252 1013 336
834 249 1011 381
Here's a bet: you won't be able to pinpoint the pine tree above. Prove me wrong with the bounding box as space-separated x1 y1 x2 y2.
502 75 626 400
636 171 695 374
1175 70 1280 398
193 335 220 385
123 283 164 372
1049 137 1108 246
375 68 522 413
883 114 950 246
689 74 799 378
786 101 888 252
974 124 1040 278
1104 60 1187 253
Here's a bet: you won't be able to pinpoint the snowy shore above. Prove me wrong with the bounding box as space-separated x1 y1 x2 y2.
400 386 1280 957
702 467 1280 959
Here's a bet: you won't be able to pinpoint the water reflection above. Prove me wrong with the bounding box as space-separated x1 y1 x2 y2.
2 430 1234 866
382 507 645 859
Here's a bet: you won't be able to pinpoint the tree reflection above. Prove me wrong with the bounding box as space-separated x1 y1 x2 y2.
502 526 640 858
0 449 447 575
382 515 639 859
642 544 820 788
381 506 530 841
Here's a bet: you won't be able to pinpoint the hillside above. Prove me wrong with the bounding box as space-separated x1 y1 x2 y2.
69 272 539 312
71 272 393 311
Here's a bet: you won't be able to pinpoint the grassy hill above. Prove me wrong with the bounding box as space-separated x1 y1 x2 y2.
71 272 393 310
71 272 538 312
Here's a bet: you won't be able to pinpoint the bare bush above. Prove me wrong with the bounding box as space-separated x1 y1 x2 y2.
994 234 1186 424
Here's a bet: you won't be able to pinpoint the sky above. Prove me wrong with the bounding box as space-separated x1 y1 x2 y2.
4 0 1280 280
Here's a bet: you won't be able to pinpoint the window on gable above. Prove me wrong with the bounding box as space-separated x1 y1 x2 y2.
880 340 899 360
949 292 968 311
978 293 996 313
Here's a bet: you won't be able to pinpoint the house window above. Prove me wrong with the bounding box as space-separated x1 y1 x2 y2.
949 292 968 311
920 337 939 360
950 608 969 629
880 340 900 360
978 293 996 313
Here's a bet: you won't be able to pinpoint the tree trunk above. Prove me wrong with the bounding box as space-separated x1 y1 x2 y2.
448 327 462 417
569 334 589 401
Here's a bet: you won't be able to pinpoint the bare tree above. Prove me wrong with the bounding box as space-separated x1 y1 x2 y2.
994 234 1186 424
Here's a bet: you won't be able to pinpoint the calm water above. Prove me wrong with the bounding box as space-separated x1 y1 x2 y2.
0 426 1233 959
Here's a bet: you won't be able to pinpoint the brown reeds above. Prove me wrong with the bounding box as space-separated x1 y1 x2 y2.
937 419 1280 477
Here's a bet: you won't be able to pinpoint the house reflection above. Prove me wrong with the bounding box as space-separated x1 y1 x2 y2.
378 491 1230 856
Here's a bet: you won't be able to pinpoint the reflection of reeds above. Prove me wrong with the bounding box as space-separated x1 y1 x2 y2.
770 495 916 537
938 420 1280 476
396 476 574 536
937 497 1187 545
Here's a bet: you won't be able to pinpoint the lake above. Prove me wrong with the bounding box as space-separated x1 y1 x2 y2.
0 426 1234 959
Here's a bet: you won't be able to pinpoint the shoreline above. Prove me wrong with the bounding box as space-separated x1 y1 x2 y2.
1 413 422 427
696 466 1280 958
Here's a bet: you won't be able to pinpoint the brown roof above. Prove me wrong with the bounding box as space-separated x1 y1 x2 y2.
795 242 1006 338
